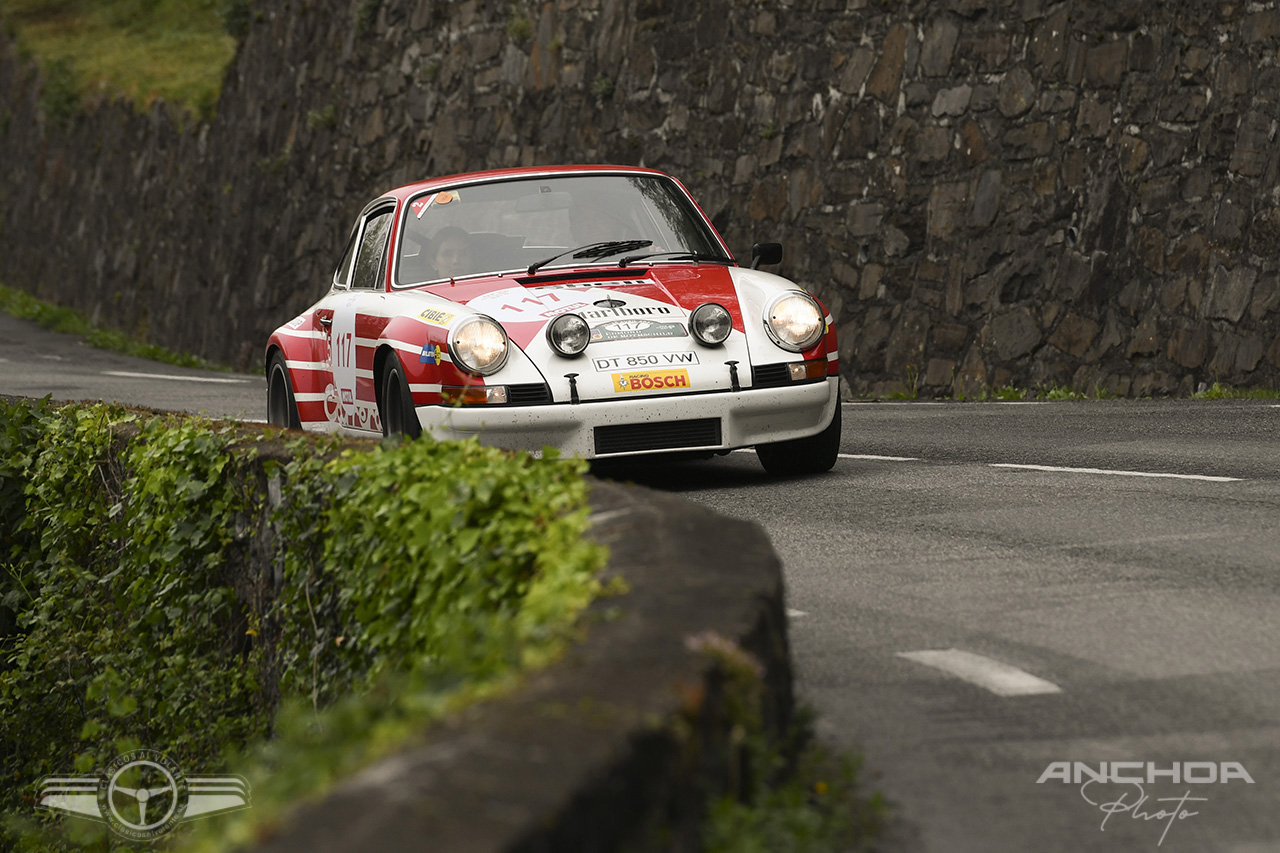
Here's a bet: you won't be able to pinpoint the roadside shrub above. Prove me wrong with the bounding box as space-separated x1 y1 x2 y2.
219 0 252 39
38 58 80 127
0 400 604 849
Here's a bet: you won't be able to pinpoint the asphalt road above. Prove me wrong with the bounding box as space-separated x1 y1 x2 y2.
3 312 1278 852
605 401 1280 853
0 313 265 420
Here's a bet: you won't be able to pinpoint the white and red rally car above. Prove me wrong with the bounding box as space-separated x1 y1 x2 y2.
265 165 841 475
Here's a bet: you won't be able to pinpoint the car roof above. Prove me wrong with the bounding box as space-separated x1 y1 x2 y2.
382 164 673 203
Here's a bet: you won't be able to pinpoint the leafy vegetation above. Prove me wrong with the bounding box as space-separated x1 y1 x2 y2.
687 635 885 852
36 55 80 126
0 0 237 119
506 10 532 43
0 400 605 849
704 735 882 853
0 283 227 371
1191 381 1280 399
946 382 1119 402
355 0 381 37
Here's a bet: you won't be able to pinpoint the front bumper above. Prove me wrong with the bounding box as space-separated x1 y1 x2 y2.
417 377 838 458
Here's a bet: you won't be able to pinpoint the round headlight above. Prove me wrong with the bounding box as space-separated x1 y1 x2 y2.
690 302 732 346
764 292 824 352
546 313 590 357
450 316 509 375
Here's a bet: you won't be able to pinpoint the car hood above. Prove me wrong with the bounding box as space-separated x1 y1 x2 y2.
419 264 743 348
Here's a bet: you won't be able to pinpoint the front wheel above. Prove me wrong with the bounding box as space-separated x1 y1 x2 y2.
755 404 841 477
266 351 302 429
379 355 422 439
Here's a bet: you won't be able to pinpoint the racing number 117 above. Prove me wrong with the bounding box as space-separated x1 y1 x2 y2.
334 332 354 369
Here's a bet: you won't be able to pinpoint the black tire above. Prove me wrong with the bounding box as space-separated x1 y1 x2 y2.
755 404 841 477
380 354 422 439
266 351 302 429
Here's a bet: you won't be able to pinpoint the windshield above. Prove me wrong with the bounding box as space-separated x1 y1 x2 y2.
394 174 729 286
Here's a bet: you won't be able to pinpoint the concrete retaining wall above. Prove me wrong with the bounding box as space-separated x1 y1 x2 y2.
249 478 794 852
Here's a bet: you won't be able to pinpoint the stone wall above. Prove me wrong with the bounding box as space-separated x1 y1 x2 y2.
2 0 1279 395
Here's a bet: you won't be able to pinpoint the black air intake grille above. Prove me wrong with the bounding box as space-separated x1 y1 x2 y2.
506 383 552 405
751 363 792 388
594 418 722 455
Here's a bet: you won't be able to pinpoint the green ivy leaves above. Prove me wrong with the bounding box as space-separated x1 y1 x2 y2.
0 399 605 849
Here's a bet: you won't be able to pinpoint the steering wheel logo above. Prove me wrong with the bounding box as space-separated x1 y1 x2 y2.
97 750 187 840
39 749 248 838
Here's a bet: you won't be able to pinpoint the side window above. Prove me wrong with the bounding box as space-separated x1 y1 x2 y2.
333 228 358 288
351 210 394 290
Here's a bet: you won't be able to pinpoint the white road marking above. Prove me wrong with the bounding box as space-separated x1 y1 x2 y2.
898 649 1062 696
240 417 267 423
839 453 921 462
102 370 250 385
787 608 808 618
990 463 1241 483
39 354 66 361
587 508 632 526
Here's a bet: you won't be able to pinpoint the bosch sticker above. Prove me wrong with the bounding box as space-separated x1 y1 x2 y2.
612 369 691 393
418 308 454 326
593 352 699 372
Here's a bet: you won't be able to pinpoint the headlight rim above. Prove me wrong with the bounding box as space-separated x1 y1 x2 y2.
545 312 591 358
762 290 825 353
689 302 733 347
449 314 510 376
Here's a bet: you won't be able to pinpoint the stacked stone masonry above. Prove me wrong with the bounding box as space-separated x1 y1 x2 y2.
2 0 1279 397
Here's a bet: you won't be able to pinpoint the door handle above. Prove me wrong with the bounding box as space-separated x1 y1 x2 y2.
318 315 333 327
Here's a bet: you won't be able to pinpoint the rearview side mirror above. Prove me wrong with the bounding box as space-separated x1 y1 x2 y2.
750 242 783 269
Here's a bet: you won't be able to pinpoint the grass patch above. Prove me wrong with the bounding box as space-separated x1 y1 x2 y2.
686 632 885 852
949 383 1120 402
0 283 228 371
0 0 237 119
1192 381 1280 399
704 710 884 852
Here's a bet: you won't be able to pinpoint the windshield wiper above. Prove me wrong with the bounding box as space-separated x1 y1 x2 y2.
617 251 735 267
526 240 653 275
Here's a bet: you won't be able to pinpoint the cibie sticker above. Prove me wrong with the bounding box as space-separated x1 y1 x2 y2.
612 369 691 393
418 308 454 326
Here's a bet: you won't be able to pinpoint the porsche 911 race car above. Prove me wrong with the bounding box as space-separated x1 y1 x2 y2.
265 165 841 475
